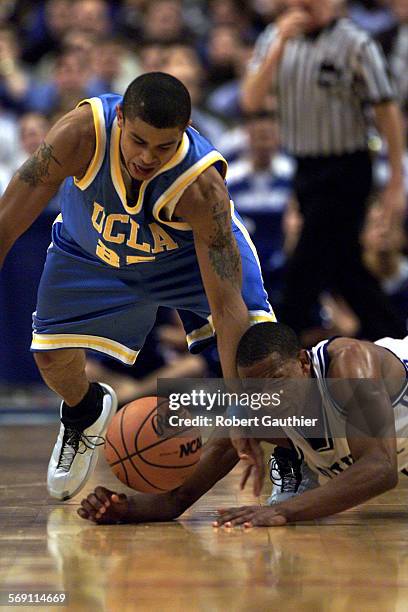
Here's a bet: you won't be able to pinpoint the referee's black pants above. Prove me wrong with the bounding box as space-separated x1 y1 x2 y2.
280 150 406 340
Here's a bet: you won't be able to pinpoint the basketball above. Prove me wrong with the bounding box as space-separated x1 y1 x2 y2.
104 396 202 493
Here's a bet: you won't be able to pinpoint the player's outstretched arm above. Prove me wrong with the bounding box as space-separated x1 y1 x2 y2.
0 104 95 268
174 166 249 380
78 436 239 524
215 341 399 527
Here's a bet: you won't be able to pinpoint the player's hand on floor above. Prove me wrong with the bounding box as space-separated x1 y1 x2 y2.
213 505 288 528
77 486 129 524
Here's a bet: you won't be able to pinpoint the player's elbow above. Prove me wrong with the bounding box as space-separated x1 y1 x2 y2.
211 295 239 320
375 459 398 493
211 295 248 329
383 466 399 491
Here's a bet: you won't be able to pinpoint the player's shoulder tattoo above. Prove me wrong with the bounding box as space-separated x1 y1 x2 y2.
208 198 241 290
18 142 62 187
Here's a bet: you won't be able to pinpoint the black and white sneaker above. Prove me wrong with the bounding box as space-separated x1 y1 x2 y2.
47 383 117 501
267 446 319 505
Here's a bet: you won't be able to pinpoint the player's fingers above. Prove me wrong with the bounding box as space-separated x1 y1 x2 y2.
77 499 97 523
249 437 264 465
81 499 99 516
77 508 90 520
230 430 252 452
111 493 128 505
94 486 113 497
240 464 253 490
94 486 114 506
214 507 252 526
250 457 265 497
219 508 257 527
249 440 265 497
229 512 257 526
230 437 246 457
239 442 259 464
253 465 265 498
88 493 106 512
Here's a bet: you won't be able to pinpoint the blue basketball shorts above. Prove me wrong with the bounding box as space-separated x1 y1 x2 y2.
31 217 276 365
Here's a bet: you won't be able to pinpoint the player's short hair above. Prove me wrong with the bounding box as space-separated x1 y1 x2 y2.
236 322 301 368
122 72 191 129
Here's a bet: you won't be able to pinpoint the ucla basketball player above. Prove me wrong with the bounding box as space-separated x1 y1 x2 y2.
77 323 408 526
0 73 275 501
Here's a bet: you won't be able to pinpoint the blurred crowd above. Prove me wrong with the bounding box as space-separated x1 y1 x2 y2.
1 0 408 401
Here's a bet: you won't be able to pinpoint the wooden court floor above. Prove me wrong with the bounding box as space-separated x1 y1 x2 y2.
2 425 408 612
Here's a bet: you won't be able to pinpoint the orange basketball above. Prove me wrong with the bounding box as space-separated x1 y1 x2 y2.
104 396 202 493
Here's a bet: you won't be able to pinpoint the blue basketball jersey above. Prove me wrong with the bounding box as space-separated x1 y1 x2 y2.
57 94 229 268
32 94 276 363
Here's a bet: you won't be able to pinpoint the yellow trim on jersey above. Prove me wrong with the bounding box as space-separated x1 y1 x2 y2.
186 322 213 349
250 313 277 323
152 151 228 231
73 98 107 191
31 333 138 365
110 119 190 215
53 213 63 225
186 311 277 348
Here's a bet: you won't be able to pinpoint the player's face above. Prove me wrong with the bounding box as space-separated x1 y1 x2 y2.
117 108 185 181
238 351 313 417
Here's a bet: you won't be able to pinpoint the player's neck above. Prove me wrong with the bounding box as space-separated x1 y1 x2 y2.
120 153 142 201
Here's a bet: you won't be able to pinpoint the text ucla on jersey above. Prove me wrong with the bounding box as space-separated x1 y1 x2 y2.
31 94 275 364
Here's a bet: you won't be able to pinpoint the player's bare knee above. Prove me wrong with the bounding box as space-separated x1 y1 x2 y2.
34 349 84 372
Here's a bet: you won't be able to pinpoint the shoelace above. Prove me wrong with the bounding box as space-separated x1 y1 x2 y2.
269 455 301 493
56 426 105 472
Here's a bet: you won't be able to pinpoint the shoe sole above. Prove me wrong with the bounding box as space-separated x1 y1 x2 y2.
48 383 118 501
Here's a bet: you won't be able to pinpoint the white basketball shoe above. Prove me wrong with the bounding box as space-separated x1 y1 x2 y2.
47 383 117 501
267 446 319 505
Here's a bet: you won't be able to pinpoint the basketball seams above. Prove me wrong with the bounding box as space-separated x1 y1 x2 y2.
108 426 201 468
120 402 166 492
135 443 201 470
133 404 159 457
105 396 203 493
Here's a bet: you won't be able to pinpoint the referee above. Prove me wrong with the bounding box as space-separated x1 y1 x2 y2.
242 0 407 340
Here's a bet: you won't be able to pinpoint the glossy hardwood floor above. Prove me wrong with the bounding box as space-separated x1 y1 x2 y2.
1 425 408 611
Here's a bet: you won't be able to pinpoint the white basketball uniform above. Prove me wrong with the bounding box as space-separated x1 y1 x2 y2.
282 337 408 483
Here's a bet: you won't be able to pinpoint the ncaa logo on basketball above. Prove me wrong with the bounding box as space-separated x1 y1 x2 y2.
179 437 202 458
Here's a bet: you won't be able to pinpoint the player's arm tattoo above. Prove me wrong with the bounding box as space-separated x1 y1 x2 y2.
208 199 241 290
18 142 62 187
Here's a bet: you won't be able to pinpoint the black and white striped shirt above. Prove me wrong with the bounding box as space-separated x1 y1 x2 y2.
249 18 396 157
